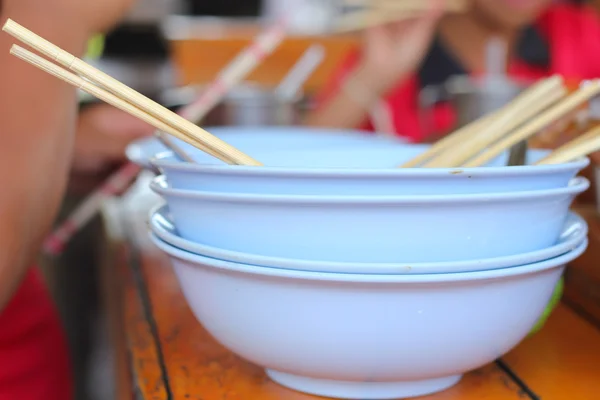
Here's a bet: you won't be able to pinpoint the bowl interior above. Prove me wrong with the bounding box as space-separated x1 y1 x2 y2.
127 126 405 168
152 142 554 169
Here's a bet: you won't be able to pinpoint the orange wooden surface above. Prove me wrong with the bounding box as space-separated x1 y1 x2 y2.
503 305 600 399
564 206 600 324
103 200 169 400
167 21 358 93
100 187 600 400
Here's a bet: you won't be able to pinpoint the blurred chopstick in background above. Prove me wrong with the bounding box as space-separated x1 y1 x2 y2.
275 44 326 100
157 19 288 161
335 0 468 32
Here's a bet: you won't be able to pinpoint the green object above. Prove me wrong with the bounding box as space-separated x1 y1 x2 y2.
529 277 564 336
78 35 105 103
85 34 105 60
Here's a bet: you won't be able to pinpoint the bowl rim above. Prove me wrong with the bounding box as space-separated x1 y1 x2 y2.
151 232 587 283
149 203 588 274
150 146 589 178
150 175 590 204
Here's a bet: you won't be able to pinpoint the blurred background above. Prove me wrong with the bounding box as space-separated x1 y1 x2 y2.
38 1 600 400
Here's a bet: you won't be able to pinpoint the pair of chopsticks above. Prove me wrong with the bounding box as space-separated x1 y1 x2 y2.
422 75 568 168
3 19 262 167
400 76 600 168
461 80 600 167
536 124 600 165
335 0 467 32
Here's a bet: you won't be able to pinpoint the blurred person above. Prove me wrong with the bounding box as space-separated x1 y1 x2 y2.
306 0 600 145
0 0 149 398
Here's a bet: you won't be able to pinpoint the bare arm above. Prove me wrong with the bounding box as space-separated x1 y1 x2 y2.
304 67 385 129
0 2 92 309
0 0 137 310
304 7 442 130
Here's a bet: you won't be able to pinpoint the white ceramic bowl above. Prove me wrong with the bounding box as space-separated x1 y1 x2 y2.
126 126 403 170
150 175 589 263
149 204 588 274
151 233 587 399
152 143 589 196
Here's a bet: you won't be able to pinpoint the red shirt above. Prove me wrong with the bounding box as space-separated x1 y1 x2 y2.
0 269 72 400
317 3 600 143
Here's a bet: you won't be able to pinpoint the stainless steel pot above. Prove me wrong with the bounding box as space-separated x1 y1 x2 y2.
445 75 524 128
161 82 304 126
420 75 529 165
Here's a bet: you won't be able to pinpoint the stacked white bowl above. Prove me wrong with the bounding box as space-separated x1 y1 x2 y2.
140 126 590 399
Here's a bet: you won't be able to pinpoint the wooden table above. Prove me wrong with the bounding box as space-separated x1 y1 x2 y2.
100 177 600 400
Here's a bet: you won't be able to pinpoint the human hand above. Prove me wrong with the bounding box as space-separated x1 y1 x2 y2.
72 104 152 174
354 1 444 96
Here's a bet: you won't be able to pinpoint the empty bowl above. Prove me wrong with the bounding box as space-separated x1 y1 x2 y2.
126 126 403 170
151 233 587 399
149 204 588 274
151 144 588 195
150 175 589 263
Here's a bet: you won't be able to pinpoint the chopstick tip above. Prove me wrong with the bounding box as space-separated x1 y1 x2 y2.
2 18 18 33
9 43 25 57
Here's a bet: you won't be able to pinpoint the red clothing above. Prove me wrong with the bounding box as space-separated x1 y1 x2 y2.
0 269 71 400
317 4 600 142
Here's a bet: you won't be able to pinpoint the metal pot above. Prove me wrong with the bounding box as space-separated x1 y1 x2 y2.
161 83 304 126
420 74 526 130
445 75 525 128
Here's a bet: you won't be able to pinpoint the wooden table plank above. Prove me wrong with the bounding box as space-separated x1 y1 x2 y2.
103 199 169 400
502 305 600 399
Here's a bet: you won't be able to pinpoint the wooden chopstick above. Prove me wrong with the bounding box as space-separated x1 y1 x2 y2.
334 0 467 32
371 0 466 12
3 19 262 166
535 125 600 165
462 80 600 167
154 134 196 163
339 0 467 12
10 45 230 163
335 9 421 32
400 75 564 168
399 110 499 167
423 75 567 168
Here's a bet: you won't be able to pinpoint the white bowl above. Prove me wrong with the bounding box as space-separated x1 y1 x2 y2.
149 204 588 274
126 126 403 170
152 143 589 196
150 175 589 263
151 233 587 399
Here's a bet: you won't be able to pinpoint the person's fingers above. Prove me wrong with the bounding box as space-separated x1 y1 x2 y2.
405 0 445 38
